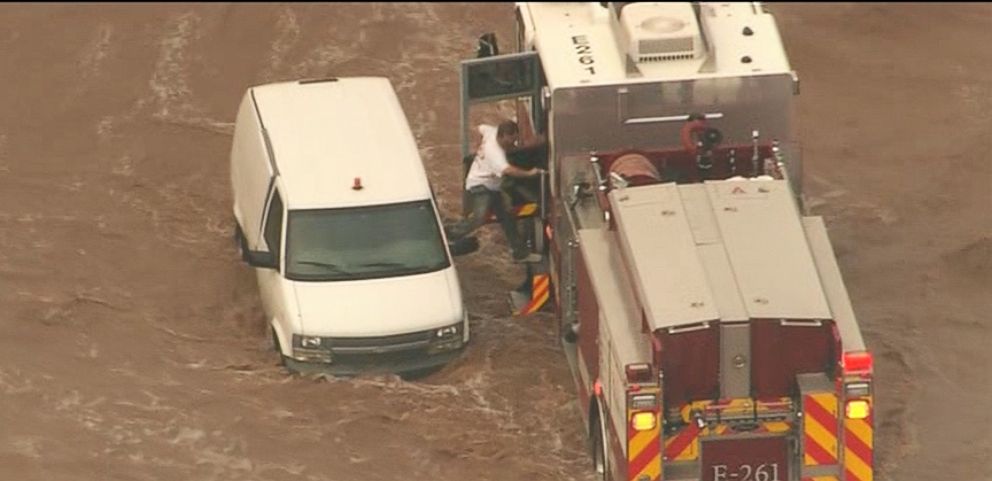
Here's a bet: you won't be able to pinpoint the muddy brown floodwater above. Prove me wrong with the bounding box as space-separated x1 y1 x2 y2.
0 3 988 481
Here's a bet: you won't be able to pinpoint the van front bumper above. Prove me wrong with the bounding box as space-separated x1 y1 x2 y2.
281 344 467 377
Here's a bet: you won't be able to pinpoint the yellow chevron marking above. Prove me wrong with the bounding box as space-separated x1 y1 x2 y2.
519 294 548 315
679 398 793 424
517 203 537 217
663 432 698 461
845 418 874 449
628 426 656 458
764 421 790 433
812 393 838 416
805 411 839 460
533 291 548 307
517 275 551 315
701 424 730 437
675 440 697 461
628 416 660 481
533 286 548 302
845 444 873 481
811 477 839 481
519 302 539 315
635 458 661 481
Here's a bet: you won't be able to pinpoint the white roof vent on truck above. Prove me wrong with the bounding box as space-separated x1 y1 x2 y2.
613 2 705 63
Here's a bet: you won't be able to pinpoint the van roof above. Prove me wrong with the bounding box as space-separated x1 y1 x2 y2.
250 77 431 209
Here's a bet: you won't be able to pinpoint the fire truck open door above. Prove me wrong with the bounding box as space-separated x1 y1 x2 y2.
459 38 552 315
458 39 542 162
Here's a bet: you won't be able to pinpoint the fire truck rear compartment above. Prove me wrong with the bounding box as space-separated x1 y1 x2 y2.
607 179 841 399
658 319 835 409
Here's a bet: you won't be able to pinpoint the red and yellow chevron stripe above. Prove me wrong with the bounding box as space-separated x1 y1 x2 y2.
484 202 538 223
664 399 795 462
627 410 661 481
663 423 700 461
680 398 793 422
803 392 839 466
516 273 549 315
663 421 791 462
843 400 873 481
515 203 538 217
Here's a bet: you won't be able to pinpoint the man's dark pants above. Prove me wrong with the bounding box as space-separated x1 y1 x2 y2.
447 185 528 260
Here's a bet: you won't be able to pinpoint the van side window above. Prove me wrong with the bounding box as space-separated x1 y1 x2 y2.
263 189 284 254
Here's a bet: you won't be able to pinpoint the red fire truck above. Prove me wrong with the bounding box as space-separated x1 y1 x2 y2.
455 3 875 481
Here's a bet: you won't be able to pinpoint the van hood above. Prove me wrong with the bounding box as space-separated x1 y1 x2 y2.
290 268 462 337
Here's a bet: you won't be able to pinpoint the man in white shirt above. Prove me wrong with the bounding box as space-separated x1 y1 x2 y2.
446 120 543 263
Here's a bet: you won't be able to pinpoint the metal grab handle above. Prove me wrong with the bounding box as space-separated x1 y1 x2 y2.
667 321 711 335
616 88 725 125
751 129 761 175
590 155 608 192
539 170 547 220
779 319 823 327
568 183 582 210
623 112 725 126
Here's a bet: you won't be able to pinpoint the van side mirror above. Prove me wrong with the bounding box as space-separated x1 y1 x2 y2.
245 250 278 269
448 236 480 257
477 33 499 58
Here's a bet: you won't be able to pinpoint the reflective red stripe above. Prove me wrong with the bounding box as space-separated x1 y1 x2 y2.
805 396 839 438
803 395 839 464
803 433 836 465
628 433 660 480
663 424 698 459
844 424 873 467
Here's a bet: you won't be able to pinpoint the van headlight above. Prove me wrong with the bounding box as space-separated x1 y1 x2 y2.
435 325 459 338
428 322 464 354
300 336 321 348
291 334 332 363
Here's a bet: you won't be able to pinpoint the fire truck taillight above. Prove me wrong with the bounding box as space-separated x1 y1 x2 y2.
842 350 873 374
625 363 652 383
631 411 657 431
845 399 871 419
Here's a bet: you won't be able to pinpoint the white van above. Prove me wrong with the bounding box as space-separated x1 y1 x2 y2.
229 77 468 375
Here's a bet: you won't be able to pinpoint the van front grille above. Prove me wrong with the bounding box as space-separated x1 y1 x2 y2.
333 349 429 366
328 329 433 350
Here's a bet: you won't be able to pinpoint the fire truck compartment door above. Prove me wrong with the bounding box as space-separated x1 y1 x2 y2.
576 228 650 370
720 322 751 399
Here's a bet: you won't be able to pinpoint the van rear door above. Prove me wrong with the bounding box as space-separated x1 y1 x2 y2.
231 89 277 250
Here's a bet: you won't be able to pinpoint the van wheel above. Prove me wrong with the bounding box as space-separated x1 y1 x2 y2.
591 407 608 480
271 327 286 366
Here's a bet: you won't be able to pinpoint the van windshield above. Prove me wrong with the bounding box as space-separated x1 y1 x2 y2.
285 200 450 282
